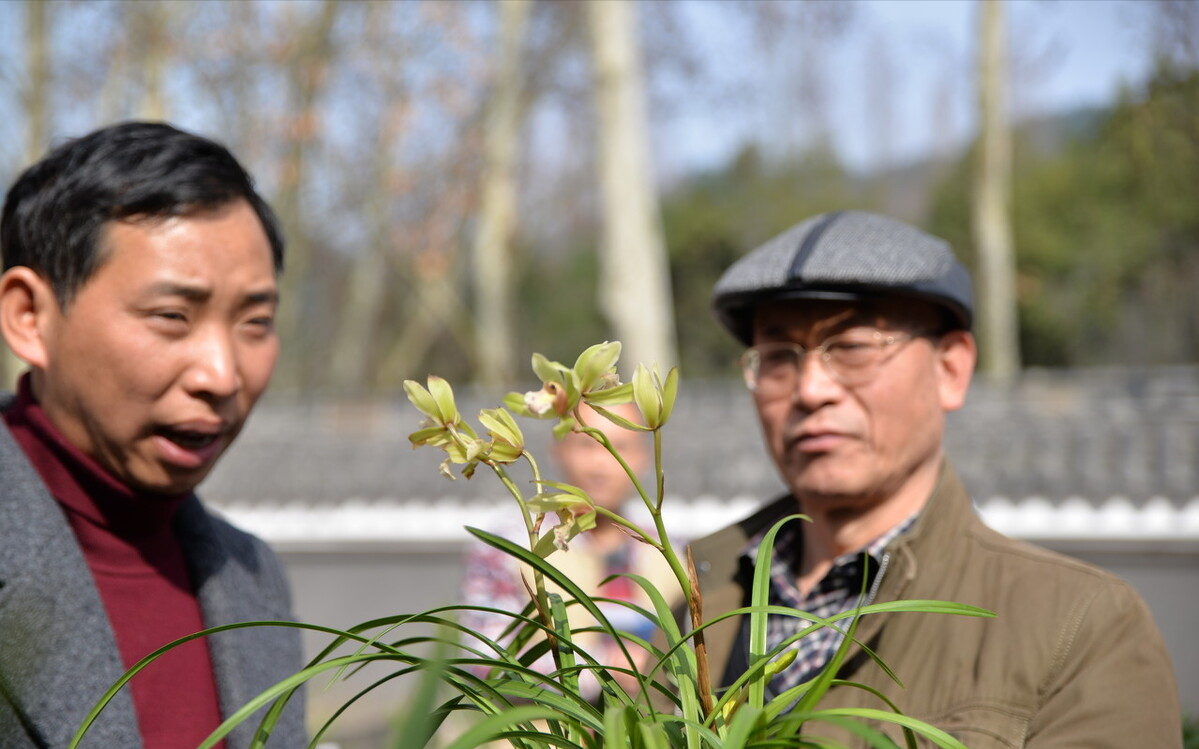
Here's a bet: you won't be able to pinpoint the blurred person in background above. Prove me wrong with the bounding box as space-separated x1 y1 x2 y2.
689 210 1181 747
460 402 678 698
0 121 305 748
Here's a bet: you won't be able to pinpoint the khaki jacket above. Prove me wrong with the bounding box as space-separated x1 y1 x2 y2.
687 463 1182 748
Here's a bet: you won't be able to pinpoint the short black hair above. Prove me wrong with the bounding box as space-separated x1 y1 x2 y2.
1 121 284 307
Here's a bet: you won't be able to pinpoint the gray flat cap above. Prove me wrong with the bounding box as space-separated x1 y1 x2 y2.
712 210 973 344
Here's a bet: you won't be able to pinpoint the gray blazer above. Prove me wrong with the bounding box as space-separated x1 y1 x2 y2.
0 394 306 749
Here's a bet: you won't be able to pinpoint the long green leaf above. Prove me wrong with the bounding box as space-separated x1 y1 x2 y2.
384 635 456 749
68 619 410 749
774 712 901 748
720 703 763 749
491 682 604 731
792 595 863 716
201 652 413 749
824 680 917 749
748 514 807 710
625 569 705 749
830 600 994 620
638 717 672 749
602 703 631 749
465 528 619 643
437 705 583 749
808 708 971 749
309 668 414 749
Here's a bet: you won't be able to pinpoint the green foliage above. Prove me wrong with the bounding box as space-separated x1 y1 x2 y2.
661 142 862 377
71 342 995 749
1184 715 1199 749
516 243 611 375
928 62 1199 367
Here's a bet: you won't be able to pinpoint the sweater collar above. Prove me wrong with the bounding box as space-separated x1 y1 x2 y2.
2 374 188 537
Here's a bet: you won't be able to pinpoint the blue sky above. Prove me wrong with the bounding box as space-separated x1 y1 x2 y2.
0 0 1160 182
659 0 1156 176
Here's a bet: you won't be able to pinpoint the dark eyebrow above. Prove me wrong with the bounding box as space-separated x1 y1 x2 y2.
142 283 279 306
245 289 280 306
144 282 211 302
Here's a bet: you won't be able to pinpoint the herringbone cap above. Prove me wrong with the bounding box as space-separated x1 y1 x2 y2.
712 210 974 345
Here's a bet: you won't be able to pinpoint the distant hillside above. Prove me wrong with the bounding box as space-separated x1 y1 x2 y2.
857 104 1110 222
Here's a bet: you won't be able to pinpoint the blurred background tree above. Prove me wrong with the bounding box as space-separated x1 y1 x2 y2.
0 0 1194 393
928 56 1199 367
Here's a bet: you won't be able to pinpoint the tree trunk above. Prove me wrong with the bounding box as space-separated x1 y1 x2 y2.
586 0 678 376
133 0 172 120
377 263 468 390
972 0 1021 381
328 5 410 393
24 0 48 160
471 0 532 387
3 0 50 390
273 0 339 391
327 140 395 393
376 153 477 390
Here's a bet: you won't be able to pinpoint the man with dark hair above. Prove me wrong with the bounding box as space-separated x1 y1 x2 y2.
0 122 305 748
693 210 1181 747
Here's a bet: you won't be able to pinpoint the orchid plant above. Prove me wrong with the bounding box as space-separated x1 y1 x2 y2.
70 341 992 749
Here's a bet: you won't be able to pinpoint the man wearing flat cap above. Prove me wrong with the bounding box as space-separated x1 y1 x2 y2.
691 211 1181 747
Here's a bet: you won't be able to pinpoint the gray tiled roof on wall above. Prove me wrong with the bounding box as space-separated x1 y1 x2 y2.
203 366 1199 512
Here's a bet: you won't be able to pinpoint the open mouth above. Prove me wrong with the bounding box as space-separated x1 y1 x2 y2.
158 428 222 450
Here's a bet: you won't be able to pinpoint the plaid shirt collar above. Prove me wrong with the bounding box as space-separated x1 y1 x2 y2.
741 507 919 698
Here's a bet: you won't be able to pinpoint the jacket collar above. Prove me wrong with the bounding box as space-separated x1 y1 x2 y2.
879 461 974 591
833 462 974 654
0 395 144 748
687 461 976 690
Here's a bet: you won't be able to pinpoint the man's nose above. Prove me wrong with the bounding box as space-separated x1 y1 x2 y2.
183 327 241 400
791 350 842 409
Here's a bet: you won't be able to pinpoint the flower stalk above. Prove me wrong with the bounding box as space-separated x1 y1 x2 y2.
404 343 713 721
71 339 995 749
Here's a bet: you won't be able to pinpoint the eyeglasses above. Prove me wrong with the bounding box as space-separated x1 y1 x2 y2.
739 330 918 396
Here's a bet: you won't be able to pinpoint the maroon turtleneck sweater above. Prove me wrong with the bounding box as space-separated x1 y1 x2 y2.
4 376 227 749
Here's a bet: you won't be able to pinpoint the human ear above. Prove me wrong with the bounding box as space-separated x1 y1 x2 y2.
935 330 976 413
0 267 57 369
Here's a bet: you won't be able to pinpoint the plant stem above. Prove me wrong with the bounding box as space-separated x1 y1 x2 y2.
491 452 562 671
592 506 660 549
578 423 653 513
647 428 692 602
577 421 692 601
654 428 665 513
687 545 714 719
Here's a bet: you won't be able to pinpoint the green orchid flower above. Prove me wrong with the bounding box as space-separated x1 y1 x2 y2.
477 407 524 464
630 363 679 430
